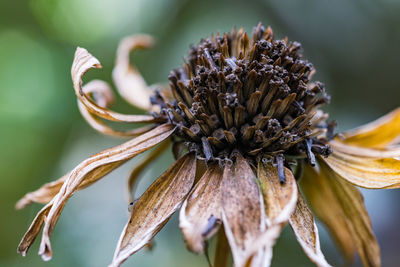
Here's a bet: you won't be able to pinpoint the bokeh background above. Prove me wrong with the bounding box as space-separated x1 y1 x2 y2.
1 0 400 266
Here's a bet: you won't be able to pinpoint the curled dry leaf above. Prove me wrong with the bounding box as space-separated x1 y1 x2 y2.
110 153 197 267
339 108 400 148
72 47 156 123
17 123 175 260
179 163 223 253
322 141 400 189
289 192 331 267
221 153 266 267
319 161 380 267
79 80 155 137
257 162 298 225
301 164 356 263
113 35 154 111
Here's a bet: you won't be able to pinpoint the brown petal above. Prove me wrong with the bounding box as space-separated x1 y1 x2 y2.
289 191 331 267
127 139 170 203
301 164 356 263
322 142 400 189
109 153 197 267
15 174 68 209
17 201 52 256
72 47 156 123
221 153 266 267
112 35 154 111
16 125 172 210
257 162 298 225
79 80 155 137
214 229 231 267
17 123 174 260
302 160 381 267
339 108 400 148
179 164 223 253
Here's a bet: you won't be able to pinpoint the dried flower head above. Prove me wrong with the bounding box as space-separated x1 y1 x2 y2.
17 24 400 267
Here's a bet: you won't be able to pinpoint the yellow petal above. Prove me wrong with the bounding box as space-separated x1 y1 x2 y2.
302 161 381 267
257 162 298 225
72 47 156 123
339 108 400 148
109 153 197 267
179 164 223 253
78 80 155 137
289 191 331 267
323 142 400 189
221 153 266 267
112 35 154 111
16 123 174 260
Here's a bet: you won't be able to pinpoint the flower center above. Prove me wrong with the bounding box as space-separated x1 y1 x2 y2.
152 24 332 165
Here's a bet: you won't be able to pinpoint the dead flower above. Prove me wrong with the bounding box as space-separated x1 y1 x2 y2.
16 24 400 267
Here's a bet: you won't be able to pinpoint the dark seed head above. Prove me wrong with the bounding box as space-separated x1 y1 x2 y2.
153 23 332 165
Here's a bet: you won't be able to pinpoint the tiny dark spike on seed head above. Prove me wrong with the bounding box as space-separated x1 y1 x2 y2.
152 23 333 167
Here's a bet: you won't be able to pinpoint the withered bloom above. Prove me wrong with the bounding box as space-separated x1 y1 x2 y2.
17 24 400 267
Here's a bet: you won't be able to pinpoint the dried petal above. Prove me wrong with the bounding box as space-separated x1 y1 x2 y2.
17 201 53 256
221 153 266 267
79 80 155 136
214 229 230 267
301 164 356 263
289 192 331 267
113 35 154 111
323 141 400 189
303 160 381 267
127 139 170 203
72 47 156 123
17 123 174 260
16 173 68 209
179 164 223 253
257 162 298 225
339 108 400 148
246 223 282 267
110 153 197 267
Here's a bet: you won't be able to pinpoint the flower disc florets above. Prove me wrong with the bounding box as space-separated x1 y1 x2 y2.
152 24 332 166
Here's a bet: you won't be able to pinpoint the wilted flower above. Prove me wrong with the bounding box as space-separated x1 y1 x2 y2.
17 24 400 267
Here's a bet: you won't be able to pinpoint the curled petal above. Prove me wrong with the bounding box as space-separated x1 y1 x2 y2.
339 108 400 148
79 80 155 137
16 123 174 260
17 201 53 256
72 47 157 123
126 139 170 203
302 161 380 267
289 192 331 267
221 153 266 267
16 173 69 209
179 164 223 253
257 162 298 225
323 141 400 189
110 153 197 267
113 35 154 111
16 125 171 210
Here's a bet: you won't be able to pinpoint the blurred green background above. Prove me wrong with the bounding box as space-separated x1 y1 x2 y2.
1 0 400 266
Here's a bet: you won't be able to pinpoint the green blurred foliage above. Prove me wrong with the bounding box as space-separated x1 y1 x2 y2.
1 0 400 266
